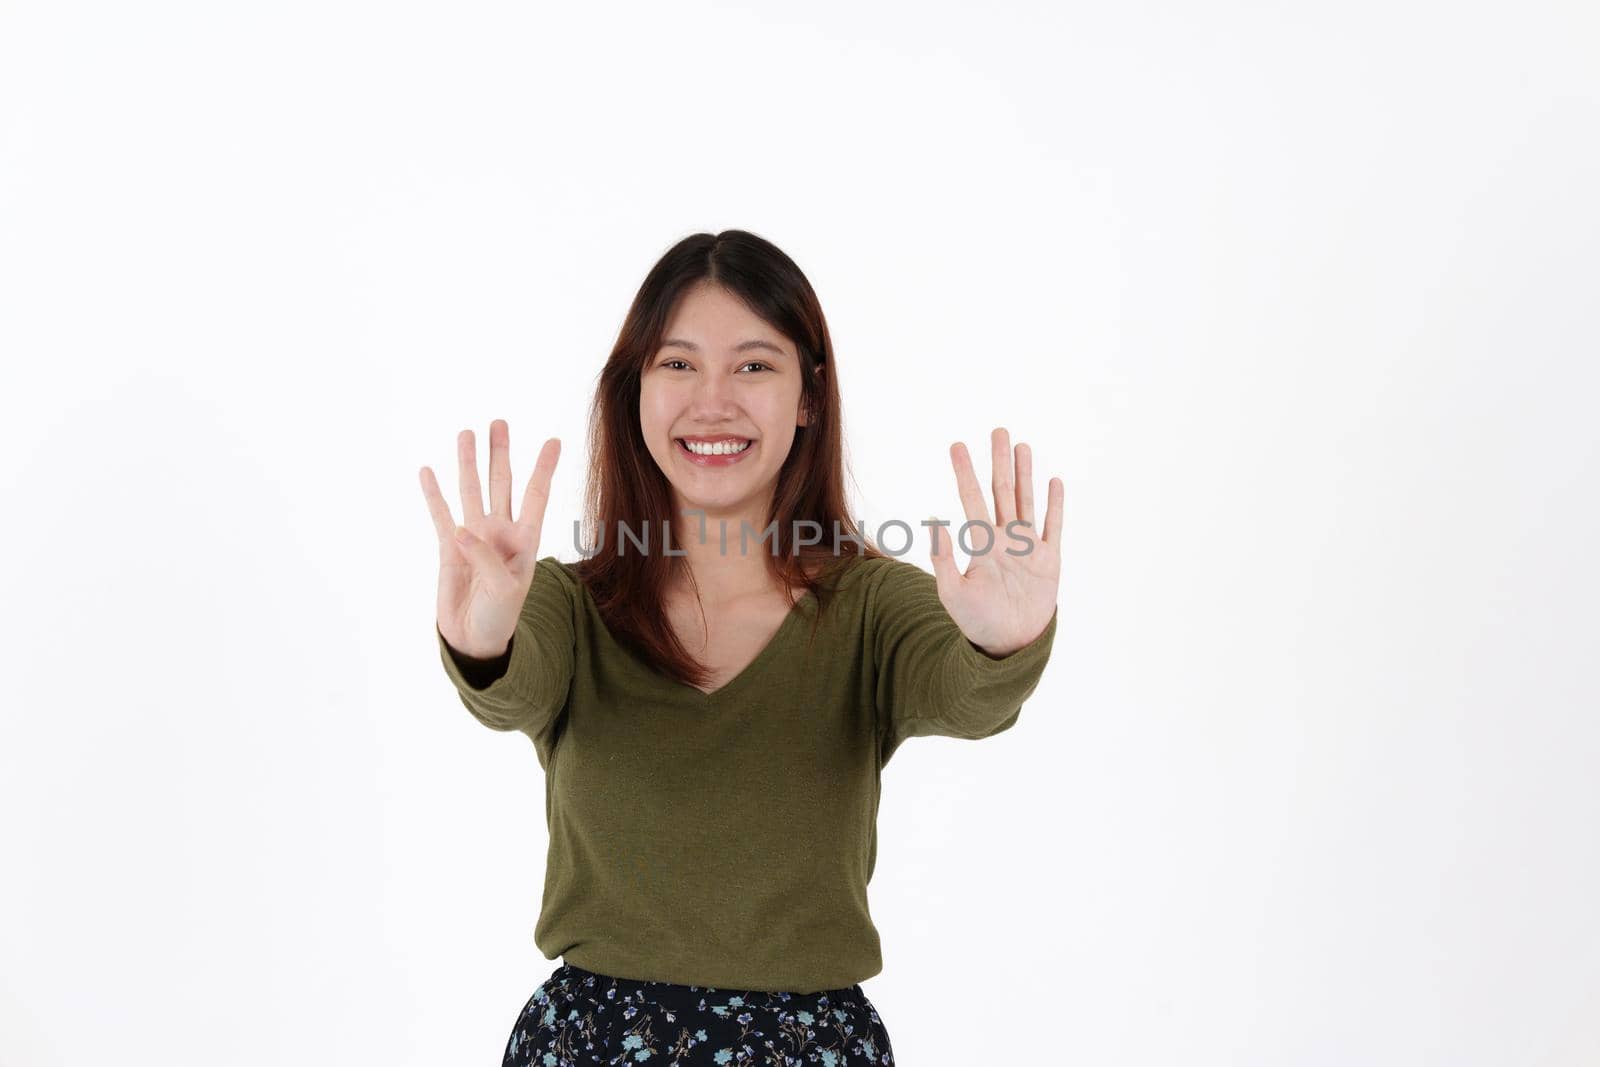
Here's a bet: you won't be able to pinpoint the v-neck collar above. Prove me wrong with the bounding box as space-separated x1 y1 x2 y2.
671 588 817 705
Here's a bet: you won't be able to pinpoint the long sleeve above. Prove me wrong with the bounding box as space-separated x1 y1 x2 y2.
868 557 1058 768
435 555 576 757
444 641 512 689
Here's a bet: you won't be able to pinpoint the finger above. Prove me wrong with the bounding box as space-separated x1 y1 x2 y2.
419 466 460 546
488 419 512 520
458 428 485 523
1015 442 1035 530
1042 476 1064 546
516 437 562 552
991 427 1016 529
949 442 994 554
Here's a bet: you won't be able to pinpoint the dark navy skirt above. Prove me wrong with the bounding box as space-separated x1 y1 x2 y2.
503 960 895 1066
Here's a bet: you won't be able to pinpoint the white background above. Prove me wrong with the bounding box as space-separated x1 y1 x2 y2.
3 1 1597 1064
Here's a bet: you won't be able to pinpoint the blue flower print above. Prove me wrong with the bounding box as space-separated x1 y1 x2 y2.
502 963 895 1066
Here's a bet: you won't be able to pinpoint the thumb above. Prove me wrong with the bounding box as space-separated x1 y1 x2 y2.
453 525 512 587
927 515 961 589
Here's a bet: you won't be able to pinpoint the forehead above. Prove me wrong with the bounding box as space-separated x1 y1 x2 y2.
660 283 793 357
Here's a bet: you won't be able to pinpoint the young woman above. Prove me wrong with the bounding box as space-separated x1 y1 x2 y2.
419 230 1062 1066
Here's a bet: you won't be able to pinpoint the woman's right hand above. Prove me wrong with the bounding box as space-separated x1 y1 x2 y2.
419 420 561 661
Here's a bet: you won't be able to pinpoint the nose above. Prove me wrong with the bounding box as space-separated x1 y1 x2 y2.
686 370 738 420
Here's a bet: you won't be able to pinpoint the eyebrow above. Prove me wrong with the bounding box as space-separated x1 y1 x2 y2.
660 337 790 358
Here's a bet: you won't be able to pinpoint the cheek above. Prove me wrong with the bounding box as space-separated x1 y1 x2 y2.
759 394 805 433
637 386 671 430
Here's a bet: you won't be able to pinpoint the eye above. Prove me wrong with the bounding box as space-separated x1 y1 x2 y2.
657 358 770 372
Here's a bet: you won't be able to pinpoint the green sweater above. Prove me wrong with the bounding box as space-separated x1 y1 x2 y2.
435 552 1058 993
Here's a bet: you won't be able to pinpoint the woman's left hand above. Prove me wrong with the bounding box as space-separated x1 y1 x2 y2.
928 427 1064 657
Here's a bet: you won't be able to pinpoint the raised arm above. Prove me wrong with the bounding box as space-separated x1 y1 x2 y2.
870 557 1058 767
871 426 1064 767
437 555 576 743
420 421 573 754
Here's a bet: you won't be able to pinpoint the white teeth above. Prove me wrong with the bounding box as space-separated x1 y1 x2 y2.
681 438 751 456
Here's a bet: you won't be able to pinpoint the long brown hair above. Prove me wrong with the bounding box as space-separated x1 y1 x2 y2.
572 229 886 690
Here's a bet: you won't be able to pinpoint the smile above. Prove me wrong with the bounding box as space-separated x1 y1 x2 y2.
676 437 755 466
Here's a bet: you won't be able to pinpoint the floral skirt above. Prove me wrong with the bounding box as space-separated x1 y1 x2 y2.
502 960 895 1066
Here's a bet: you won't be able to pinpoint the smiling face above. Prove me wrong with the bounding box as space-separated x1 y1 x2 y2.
639 281 810 532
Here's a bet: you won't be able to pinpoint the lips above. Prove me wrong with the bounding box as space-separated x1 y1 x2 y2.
675 437 755 465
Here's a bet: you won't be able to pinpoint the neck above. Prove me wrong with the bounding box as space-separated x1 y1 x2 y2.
667 495 785 603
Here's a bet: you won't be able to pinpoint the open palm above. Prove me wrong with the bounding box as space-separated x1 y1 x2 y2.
928 427 1063 657
419 419 561 660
